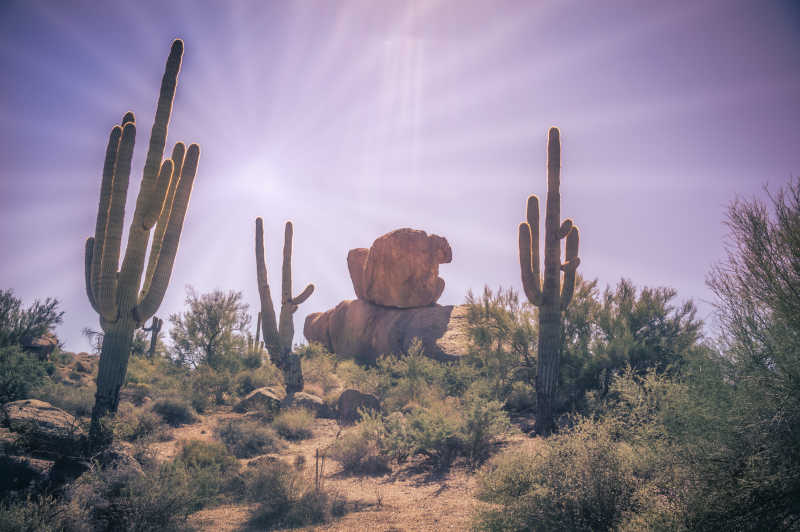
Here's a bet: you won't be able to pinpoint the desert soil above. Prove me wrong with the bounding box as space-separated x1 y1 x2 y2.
145 410 533 532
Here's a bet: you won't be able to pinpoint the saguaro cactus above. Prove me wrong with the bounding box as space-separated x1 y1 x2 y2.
255 218 314 396
518 127 581 434
84 40 199 446
142 316 163 358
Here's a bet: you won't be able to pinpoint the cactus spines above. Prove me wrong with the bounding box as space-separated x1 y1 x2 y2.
83 40 198 448
518 127 581 434
255 218 314 396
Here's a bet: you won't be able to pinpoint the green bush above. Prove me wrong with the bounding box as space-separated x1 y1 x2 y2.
71 460 199 531
272 408 314 441
504 381 536 413
151 397 197 427
475 417 643 532
32 380 95 418
112 404 170 443
244 459 343 529
0 345 48 403
327 411 391 475
216 419 282 458
174 440 241 504
233 362 282 396
299 343 341 396
0 494 75 532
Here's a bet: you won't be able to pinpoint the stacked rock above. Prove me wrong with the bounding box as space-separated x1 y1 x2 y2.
304 228 469 364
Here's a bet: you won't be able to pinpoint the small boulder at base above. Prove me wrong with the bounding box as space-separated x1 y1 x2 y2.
0 455 55 493
2 399 86 456
337 389 380 425
234 387 284 415
348 228 452 308
20 333 58 361
285 391 333 418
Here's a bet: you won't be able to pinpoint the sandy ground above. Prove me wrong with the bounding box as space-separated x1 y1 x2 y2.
156 411 533 531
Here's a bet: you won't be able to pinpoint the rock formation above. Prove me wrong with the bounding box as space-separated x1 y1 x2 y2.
348 228 452 308
305 228 470 363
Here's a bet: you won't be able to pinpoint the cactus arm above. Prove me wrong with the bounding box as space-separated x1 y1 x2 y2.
91 125 122 304
255 217 281 356
140 40 183 230
519 194 543 306
281 222 293 305
558 219 573 238
142 142 185 298
97 122 136 321
292 284 315 305
85 237 99 312
255 311 262 345
121 111 135 125
133 145 198 324
560 226 580 309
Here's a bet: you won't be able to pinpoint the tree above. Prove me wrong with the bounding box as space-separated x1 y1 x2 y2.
169 287 251 371
0 289 63 348
701 178 800 528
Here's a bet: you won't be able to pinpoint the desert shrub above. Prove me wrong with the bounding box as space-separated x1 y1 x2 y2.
233 362 282 396
0 494 77 532
174 440 241 504
327 411 391 475
112 404 170 443
216 419 282 458
244 459 343 528
0 345 48 403
151 397 197 427
376 340 447 411
71 460 198 532
0 289 63 349
32 380 95 418
187 366 233 410
125 355 187 401
475 417 643 532
335 359 382 396
272 408 314 441
504 380 536 413
299 343 341 396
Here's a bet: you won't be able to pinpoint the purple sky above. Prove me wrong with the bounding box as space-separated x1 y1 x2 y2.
1 0 799 351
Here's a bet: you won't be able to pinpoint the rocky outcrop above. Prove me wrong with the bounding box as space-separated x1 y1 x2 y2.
305 300 470 364
337 389 381 425
348 228 452 308
20 333 58 361
2 399 86 456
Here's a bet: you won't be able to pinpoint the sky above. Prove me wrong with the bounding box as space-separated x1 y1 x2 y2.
1 0 799 352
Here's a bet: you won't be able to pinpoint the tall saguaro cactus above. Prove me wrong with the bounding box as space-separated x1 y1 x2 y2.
518 127 581 434
84 40 199 447
255 218 314 396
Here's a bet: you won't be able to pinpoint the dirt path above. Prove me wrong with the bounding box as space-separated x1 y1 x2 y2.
173 412 529 531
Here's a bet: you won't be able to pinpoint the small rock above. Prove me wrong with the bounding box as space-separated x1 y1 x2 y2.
20 333 58 361
337 389 381 425
234 386 284 415
286 392 333 418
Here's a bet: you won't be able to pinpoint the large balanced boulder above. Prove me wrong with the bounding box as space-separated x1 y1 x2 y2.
2 399 86 456
348 228 452 308
304 300 470 364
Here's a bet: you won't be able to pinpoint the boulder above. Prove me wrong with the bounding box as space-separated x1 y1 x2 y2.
305 300 471 364
337 389 381 425
2 399 86 456
348 228 452 308
0 455 54 493
233 386 284 415
285 392 333 418
20 333 58 361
